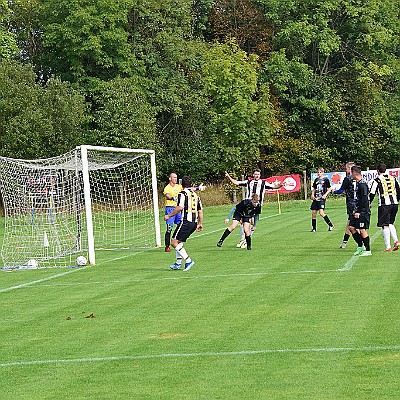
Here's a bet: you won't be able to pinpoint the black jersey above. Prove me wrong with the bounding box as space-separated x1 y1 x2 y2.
235 199 261 218
312 177 331 200
352 180 370 215
336 175 357 213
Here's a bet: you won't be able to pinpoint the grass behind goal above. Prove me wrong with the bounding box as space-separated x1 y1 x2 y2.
1 197 400 399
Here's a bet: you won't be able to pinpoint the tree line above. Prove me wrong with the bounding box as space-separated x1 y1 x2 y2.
1 0 399 182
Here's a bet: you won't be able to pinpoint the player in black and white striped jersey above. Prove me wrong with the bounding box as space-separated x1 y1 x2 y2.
164 175 203 271
369 163 400 252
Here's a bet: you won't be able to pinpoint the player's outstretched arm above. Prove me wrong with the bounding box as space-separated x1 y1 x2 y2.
225 171 239 185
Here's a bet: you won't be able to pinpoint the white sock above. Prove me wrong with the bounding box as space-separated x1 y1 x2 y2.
389 224 398 243
175 243 189 261
174 250 182 265
383 227 391 249
239 224 245 241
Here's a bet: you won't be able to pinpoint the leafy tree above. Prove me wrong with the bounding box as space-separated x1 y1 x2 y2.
0 60 88 159
200 40 277 175
258 0 400 171
88 76 159 152
208 0 273 58
36 0 134 83
0 0 18 59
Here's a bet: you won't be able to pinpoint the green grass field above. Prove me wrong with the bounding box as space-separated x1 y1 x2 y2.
1 197 400 399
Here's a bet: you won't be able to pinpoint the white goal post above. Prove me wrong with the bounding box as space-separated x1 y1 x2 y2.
0 145 161 270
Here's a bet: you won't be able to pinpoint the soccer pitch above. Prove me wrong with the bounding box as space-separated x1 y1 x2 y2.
1 198 400 399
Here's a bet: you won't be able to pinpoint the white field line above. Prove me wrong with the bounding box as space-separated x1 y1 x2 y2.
0 266 92 293
0 250 149 293
1 345 400 368
338 229 382 271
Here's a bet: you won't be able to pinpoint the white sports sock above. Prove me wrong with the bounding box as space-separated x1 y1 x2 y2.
389 224 398 243
383 227 391 249
175 243 189 261
239 224 245 241
174 250 182 265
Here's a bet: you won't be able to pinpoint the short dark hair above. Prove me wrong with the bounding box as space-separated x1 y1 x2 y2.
253 168 261 174
181 175 193 188
351 165 362 175
377 163 386 173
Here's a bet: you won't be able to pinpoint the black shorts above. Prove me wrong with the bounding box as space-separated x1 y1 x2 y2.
310 199 326 211
377 204 398 227
349 213 370 230
172 220 197 242
233 212 252 224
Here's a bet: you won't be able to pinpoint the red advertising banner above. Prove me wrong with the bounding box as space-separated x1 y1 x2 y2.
264 174 301 194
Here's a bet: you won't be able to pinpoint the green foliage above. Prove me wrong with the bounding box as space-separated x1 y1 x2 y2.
201 40 276 174
0 60 88 159
88 76 159 152
0 0 18 59
37 0 134 82
1 0 399 177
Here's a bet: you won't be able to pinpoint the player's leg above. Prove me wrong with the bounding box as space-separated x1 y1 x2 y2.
319 204 334 230
311 208 317 232
389 205 399 251
243 221 252 250
378 205 392 251
164 206 176 252
349 216 364 255
359 214 372 256
340 219 351 248
237 224 246 248
218 219 239 246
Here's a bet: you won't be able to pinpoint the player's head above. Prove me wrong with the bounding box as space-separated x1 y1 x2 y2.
345 162 355 174
181 175 193 189
376 163 386 174
351 165 362 179
317 167 324 175
253 168 261 180
251 193 259 206
169 172 178 184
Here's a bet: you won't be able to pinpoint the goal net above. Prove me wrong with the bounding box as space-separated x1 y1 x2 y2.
0 146 161 270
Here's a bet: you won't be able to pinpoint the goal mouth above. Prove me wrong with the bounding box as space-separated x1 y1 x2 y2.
0 146 161 270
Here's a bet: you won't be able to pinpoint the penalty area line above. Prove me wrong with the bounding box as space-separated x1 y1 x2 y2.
2 344 400 368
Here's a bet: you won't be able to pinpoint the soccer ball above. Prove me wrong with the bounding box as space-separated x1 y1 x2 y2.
76 255 87 266
27 259 38 269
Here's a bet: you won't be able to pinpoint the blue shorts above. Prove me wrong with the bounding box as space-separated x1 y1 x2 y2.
165 206 182 226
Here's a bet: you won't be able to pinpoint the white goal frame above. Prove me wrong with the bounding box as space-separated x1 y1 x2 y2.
0 145 161 269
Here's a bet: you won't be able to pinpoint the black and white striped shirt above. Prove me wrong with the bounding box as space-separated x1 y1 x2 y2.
237 179 275 202
177 188 203 223
370 174 400 206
